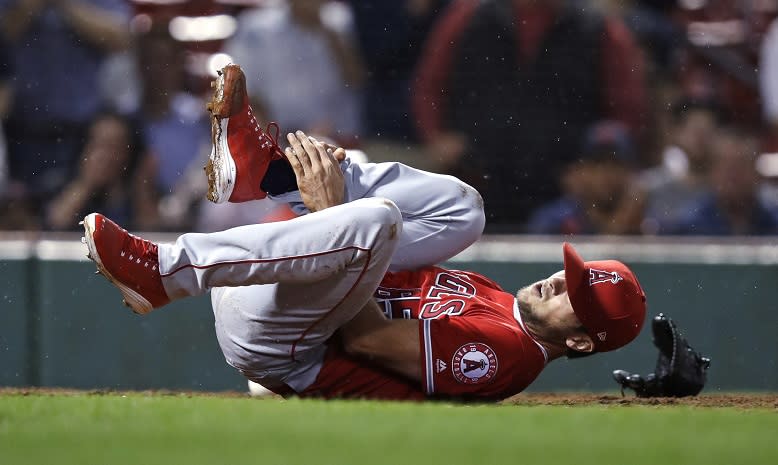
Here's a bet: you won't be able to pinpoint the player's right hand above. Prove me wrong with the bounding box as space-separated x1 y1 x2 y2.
285 130 345 213
320 142 348 162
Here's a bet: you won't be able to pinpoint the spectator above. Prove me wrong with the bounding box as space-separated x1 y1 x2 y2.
348 0 449 141
527 121 644 235
0 35 11 193
670 0 773 130
137 21 211 230
760 15 778 150
663 127 778 235
413 0 647 228
103 22 212 231
224 0 364 146
639 98 723 233
46 111 146 230
603 0 683 76
0 36 36 230
0 0 131 204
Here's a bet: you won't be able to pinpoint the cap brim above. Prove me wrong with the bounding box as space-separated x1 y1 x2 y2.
563 242 586 311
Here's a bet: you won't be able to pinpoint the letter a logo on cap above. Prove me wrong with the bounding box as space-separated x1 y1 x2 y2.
563 243 647 352
589 269 623 286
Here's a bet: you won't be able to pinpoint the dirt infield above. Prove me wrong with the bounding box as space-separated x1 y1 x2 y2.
1 388 775 409
503 393 778 409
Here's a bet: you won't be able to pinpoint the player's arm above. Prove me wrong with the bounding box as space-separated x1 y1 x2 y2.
339 299 422 382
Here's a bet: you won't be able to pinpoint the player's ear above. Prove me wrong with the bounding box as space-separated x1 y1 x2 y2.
565 334 594 353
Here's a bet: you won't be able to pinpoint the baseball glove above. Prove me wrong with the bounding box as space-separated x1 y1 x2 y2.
613 313 710 397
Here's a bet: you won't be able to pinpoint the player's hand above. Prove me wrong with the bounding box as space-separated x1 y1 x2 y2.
285 130 345 212
319 141 348 162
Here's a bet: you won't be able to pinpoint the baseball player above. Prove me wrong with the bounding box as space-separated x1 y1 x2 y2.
81 65 646 401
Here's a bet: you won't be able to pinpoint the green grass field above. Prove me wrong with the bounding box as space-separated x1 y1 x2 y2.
1 392 776 465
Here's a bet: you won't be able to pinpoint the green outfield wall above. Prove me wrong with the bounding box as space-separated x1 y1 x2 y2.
1 235 776 393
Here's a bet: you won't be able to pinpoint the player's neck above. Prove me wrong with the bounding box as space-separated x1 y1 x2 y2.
535 336 568 362
517 302 569 361
522 320 569 362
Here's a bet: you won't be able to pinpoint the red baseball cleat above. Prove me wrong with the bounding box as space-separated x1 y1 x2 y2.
205 63 285 203
81 213 170 314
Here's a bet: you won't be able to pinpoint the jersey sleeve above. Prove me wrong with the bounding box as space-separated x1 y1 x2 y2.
419 315 546 400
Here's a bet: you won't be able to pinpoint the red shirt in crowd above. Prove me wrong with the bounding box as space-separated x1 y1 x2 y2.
413 0 647 141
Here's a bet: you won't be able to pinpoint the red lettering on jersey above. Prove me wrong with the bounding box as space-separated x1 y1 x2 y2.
427 272 476 299
374 287 421 320
419 299 466 319
417 272 477 319
376 272 479 320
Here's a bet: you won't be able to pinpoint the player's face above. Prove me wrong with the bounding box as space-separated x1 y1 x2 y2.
516 270 582 336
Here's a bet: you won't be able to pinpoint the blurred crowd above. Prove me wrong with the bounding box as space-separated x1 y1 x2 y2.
2 0 778 235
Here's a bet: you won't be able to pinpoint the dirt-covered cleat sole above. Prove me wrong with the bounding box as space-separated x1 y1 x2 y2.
205 66 242 204
206 65 245 119
203 63 285 204
205 66 233 203
205 113 236 204
82 214 154 315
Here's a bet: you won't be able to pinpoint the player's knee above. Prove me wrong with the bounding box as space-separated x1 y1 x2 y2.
352 197 402 232
369 197 403 243
463 185 485 227
449 181 485 236
377 197 402 223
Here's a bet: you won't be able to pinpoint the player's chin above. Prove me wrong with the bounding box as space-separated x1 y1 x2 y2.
515 285 534 308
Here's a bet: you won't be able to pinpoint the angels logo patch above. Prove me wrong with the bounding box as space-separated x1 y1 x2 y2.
589 269 623 285
452 343 498 384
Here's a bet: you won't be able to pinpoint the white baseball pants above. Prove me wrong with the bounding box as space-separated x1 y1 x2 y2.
156 161 485 391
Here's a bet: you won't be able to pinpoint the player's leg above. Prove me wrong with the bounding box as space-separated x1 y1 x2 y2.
209 268 365 393
160 197 401 298
183 198 403 392
273 160 486 271
82 197 402 315
201 64 483 269
83 197 401 392
350 162 485 270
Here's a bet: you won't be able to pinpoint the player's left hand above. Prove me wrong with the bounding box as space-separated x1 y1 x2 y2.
285 130 345 212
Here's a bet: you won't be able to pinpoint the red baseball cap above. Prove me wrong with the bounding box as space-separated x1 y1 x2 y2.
563 243 646 352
